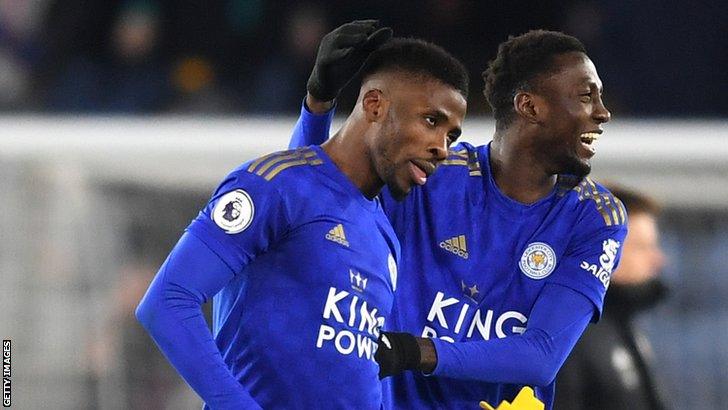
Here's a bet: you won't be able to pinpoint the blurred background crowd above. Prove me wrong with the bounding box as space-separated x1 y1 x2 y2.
1 0 727 116
1 1 727 409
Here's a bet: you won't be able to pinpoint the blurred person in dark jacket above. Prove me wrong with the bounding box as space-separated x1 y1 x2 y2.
43 0 170 113
555 184 669 410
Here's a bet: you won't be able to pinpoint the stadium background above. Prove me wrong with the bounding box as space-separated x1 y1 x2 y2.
0 1 726 408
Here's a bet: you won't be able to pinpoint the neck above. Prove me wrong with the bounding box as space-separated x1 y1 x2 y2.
321 118 383 199
489 124 557 204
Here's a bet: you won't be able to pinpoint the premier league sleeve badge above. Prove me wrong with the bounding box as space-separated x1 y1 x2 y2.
212 189 255 234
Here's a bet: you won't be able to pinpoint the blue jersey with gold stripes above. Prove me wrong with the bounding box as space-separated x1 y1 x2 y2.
187 145 400 409
378 142 627 409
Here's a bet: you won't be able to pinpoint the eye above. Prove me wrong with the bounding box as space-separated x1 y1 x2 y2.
580 93 592 103
424 116 437 127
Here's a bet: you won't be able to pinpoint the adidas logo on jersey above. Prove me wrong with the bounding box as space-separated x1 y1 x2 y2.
439 234 468 259
326 224 349 247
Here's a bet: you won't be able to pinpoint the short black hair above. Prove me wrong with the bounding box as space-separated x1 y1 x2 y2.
483 30 587 128
359 37 469 99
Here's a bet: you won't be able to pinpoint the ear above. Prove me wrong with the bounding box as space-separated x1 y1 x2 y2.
513 91 542 124
361 89 388 123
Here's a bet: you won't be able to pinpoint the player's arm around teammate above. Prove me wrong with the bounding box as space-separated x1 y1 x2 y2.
288 28 627 388
137 20 471 409
293 95 625 386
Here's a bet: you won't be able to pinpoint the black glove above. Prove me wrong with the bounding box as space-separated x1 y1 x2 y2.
375 331 421 379
306 19 392 101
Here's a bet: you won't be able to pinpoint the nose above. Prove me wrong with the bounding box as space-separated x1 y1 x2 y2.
428 135 448 162
594 98 611 124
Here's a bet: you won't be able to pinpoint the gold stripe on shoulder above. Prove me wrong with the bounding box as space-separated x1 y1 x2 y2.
447 149 468 159
441 159 468 166
602 192 622 226
247 148 298 173
440 150 481 176
255 150 312 176
251 148 315 176
255 151 301 175
613 196 627 225
259 148 322 181
587 179 614 226
467 150 481 176
590 181 623 226
247 151 283 173
573 178 590 201
264 159 309 181
575 178 611 226
593 200 613 225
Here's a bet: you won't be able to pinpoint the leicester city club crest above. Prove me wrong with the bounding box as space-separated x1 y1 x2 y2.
519 242 556 280
212 189 254 234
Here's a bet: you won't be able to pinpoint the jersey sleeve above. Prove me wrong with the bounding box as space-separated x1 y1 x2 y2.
136 169 291 408
548 204 628 321
186 169 292 274
288 98 335 149
136 232 262 409
431 283 594 386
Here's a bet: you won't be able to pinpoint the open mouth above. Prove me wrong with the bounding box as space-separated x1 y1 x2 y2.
578 132 602 157
409 160 435 186
580 132 600 145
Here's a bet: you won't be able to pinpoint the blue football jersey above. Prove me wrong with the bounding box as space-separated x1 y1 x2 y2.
378 142 628 409
186 146 400 409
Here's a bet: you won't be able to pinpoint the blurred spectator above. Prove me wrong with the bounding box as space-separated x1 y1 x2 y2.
248 3 326 113
0 0 48 110
43 0 170 113
555 184 669 410
3 0 725 115
166 54 236 113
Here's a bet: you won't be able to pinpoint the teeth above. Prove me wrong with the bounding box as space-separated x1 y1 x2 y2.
580 132 600 144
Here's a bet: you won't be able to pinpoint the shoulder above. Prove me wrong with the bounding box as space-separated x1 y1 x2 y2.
212 147 325 210
560 176 627 229
436 141 484 178
240 146 324 185
405 142 485 205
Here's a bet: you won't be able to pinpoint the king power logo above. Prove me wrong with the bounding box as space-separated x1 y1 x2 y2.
421 292 528 342
315 287 384 361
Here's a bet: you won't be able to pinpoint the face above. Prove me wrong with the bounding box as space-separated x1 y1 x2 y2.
532 52 611 177
612 213 666 285
370 77 467 200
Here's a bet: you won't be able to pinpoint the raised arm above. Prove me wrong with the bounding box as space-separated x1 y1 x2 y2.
289 20 391 148
288 95 336 149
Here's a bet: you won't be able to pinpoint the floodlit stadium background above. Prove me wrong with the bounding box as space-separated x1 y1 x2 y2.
0 1 726 409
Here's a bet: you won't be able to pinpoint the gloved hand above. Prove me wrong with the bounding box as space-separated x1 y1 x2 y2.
306 19 393 102
375 331 421 379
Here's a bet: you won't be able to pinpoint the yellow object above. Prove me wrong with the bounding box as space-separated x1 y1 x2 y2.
479 386 545 410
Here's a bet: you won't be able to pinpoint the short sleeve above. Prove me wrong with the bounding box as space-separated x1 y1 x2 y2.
186 170 291 274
